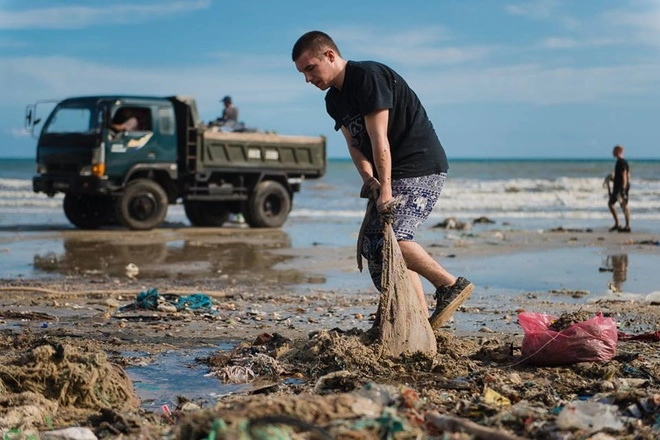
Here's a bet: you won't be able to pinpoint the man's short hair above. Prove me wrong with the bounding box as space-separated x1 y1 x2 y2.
613 145 624 155
292 30 341 61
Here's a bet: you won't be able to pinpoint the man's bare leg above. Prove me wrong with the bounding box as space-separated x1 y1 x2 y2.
399 240 474 329
399 241 455 288
608 203 620 229
622 202 631 229
407 269 428 313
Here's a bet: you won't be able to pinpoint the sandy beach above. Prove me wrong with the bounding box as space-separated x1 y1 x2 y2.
1 223 659 438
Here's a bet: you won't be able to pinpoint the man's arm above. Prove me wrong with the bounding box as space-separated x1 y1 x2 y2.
112 117 138 131
340 127 380 198
364 109 392 211
341 126 374 181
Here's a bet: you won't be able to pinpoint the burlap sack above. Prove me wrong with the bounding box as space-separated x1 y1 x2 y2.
377 219 437 358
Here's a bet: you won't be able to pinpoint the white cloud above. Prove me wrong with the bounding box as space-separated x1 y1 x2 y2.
509 0 660 50
408 62 660 105
3 51 659 116
504 0 560 19
602 2 660 46
0 0 211 29
9 127 31 137
539 36 625 49
540 37 579 49
369 45 490 67
0 55 311 128
328 26 491 67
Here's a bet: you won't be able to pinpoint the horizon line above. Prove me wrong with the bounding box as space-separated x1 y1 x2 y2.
1 156 659 162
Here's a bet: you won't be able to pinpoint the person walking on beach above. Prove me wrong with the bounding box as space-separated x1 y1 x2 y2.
292 30 473 329
607 145 631 232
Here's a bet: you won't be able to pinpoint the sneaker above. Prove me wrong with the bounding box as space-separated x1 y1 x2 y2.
618 226 631 233
429 277 474 330
609 225 620 232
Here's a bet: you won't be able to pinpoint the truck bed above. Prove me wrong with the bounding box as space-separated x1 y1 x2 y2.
196 130 326 178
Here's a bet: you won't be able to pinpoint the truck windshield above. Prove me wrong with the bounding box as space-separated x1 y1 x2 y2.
43 105 97 134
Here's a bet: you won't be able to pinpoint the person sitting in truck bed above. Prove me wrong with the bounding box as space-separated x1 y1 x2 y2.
219 95 238 123
210 96 246 132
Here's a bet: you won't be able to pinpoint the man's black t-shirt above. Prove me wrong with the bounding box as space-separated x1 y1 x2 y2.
325 60 448 179
613 157 629 193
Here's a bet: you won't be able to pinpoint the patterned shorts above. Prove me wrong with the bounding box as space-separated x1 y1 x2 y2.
362 173 447 291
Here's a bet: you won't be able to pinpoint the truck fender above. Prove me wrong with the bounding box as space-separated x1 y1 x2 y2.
250 172 293 194
122 163 178 186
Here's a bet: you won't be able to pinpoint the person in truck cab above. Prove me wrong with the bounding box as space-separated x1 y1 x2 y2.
111 108 139 132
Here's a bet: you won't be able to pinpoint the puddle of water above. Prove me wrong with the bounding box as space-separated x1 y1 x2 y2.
303 246 660 307
0 228 305 282
124 345 253 411
464 248 660 297
441 248 660 334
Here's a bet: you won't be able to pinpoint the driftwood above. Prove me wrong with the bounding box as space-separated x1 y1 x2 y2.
425 411 525 440
0 310 58 321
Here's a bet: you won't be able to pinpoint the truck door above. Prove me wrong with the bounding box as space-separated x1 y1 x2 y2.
104 104 177 180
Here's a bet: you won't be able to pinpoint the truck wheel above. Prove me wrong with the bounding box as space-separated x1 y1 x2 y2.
184 201 230 227
63 194 113 230
246 180 291 228
115 179 168 230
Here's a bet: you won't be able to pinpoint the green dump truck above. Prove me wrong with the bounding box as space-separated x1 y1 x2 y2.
25 95 326 230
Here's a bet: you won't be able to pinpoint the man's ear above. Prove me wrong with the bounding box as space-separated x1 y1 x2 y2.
326 49 335 62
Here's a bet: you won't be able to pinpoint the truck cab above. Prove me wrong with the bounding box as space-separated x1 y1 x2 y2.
32 96 180 195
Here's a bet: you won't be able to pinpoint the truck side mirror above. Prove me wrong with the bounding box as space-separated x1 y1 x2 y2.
24 105 41 138
25 107 33 128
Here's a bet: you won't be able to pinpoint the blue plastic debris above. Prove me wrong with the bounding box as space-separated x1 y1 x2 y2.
119 288 214 313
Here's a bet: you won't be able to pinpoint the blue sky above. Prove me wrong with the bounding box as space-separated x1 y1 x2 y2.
1 0 659 159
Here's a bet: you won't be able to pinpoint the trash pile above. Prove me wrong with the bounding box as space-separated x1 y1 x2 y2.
168 314 660 439
1 290 659 439
0 339 141 438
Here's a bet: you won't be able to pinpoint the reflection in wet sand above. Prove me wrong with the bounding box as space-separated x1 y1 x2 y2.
603 253 629 292
32 228 325 285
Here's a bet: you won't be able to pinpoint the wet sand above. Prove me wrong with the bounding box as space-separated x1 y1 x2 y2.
2 224 660 337
1 224 660 438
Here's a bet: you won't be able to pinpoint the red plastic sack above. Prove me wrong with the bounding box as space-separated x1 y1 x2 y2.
518 312 618 367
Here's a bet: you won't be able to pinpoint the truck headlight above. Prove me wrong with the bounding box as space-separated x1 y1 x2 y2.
92 163 106 176
90 143 106 177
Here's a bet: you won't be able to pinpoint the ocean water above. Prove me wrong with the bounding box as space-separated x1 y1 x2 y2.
1 157 660 245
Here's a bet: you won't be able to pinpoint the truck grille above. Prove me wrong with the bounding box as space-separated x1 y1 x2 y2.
44 163 81 174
